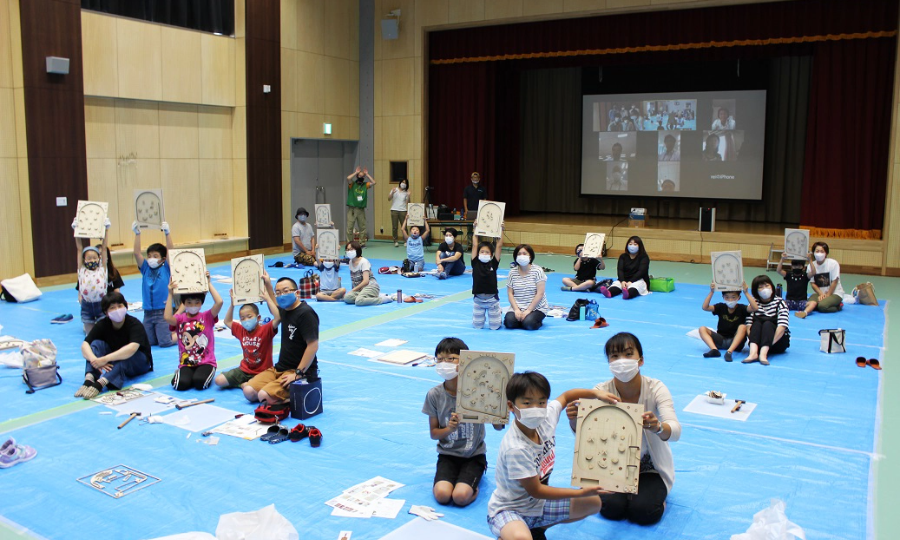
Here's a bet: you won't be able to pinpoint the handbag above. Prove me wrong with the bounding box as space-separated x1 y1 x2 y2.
298 270 320 299
818 328 846 354
21 339 62 394
853 282 877 306
649 277 675 293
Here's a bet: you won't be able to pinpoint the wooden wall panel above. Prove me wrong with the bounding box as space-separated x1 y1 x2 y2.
0 88 14 157
84 97 116 158
159 103 200 159
201 34 236 106
199 105 234 159
20 0 88 277
115 100 160 159
116 18 161 101
161 27 202 104
0 0 12 89
81 11 117 97
0 158 25 279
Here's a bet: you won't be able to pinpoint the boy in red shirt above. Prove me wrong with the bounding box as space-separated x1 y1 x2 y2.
215 274 281 390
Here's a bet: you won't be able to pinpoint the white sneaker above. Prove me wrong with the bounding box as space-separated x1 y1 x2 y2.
380 294 395 303
394 242 399 247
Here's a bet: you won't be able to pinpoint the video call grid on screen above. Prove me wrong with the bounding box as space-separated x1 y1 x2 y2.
581 90 766 199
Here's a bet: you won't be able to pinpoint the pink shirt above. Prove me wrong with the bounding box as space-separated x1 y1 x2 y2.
173 311 218 368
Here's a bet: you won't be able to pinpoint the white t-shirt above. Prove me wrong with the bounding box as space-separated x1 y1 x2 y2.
390 189 410 212
349 257 376 288
291 222 315 256
807 258 843 297
487 400 563 518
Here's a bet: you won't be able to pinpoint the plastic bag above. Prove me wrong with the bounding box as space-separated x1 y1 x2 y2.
215 504 299 540
731 499 806 540
148 534 216 540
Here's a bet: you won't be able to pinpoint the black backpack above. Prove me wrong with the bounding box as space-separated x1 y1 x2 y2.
566 299 591 321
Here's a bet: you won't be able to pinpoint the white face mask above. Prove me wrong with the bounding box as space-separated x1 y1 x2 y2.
346 250 357 260
758 287 772 300
435 363 458 380
609 358 640 383
400 183 407 190
725 300 738 309
445 236 454 245
323 261 334 269
185 306 201 315
514 405 546 430
147 257 161 269
627 244 639 254
815 252 826 262
107 307 127 323
478 253 492 264
516 255 531 267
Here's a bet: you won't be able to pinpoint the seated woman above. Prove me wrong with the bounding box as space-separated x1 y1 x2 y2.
797 241 843 318
567 332 680 526
76 292 154 399
435 228 466 279
344 241 392 306
743 275 790 365
599 236 650 300
505 244 549 331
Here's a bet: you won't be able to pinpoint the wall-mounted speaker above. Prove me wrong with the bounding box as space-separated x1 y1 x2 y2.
381 19 399 40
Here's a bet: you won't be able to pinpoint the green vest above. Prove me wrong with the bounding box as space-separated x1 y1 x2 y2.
347 181 369 208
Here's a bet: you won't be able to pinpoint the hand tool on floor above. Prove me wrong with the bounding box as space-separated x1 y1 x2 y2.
175 398 215 410
731 400 746 413
118 411 142 429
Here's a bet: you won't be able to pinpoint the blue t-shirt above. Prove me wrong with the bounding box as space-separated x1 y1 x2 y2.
406 236 425 262
140 260 171 310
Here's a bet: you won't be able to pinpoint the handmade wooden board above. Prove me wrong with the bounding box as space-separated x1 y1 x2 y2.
134 189 165 229
582 233 606 259
783 228 809 260
315 204 332 228
571 399 644 494
456 351 515 424
407 203 426 227
73 201 109 239
711 250 743 291
231 255 264 304
317 228 340 260
473 200 505 238
169 249 208 293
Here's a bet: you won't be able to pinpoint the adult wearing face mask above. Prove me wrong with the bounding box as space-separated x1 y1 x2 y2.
598 236 650 300
463 172 486 220
346 166 376 246
291 207 317 266
76 292 154 400
505 245 549 331
436 228 466 279
566 332 680 526
796 241 844 318
388 179 411 247
742 275 790 365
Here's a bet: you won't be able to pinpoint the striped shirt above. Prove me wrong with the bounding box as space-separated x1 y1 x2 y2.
746 297 790 331
507 265 549 314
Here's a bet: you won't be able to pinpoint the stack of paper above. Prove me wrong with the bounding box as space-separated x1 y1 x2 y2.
326 476 406 519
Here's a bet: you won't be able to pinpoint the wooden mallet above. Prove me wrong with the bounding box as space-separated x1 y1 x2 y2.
731 400 746 413
175 398 215 410
118 412 141 429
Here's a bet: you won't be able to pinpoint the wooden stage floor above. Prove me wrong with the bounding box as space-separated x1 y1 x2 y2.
504 212 790 235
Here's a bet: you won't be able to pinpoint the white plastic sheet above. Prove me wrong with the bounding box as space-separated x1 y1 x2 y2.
731 499 806 540
215 504 299 540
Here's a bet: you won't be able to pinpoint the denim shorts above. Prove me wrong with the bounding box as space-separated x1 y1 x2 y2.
81 300 104 324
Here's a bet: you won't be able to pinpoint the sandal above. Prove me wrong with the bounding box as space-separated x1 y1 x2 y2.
260 425 282 442
308 427 323 447
268 427 291 444
856 356 868 368
590 317 609 329
868 358 882 370
289 423 310 442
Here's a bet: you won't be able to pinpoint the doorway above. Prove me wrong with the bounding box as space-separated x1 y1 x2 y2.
290 139 364 245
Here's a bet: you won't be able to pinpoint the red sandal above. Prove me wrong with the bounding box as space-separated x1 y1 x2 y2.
308 427 323 447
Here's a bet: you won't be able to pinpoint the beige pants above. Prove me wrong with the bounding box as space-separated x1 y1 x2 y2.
346 207 367 244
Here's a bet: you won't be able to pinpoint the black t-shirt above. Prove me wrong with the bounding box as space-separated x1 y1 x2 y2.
617 253 650 286
463 184 486 211
574 258 601 281
84 314 153 368
275 301 320 376
471 257 500 295
438 242 465 261
783 271 811 301
712 303 749 338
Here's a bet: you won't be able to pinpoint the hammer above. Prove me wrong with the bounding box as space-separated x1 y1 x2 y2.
175 398 215 410
118 412 141 429
731 400 746 413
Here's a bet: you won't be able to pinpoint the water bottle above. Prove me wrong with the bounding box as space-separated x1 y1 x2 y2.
775 284 783 298
579 305 586 320
397 289 402 303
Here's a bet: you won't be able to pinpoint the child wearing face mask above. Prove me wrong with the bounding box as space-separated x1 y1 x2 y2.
470 222 504 330
561 243 606 292
133 220 176 348
401 216 430 272
488 371 617 539
564 332 681 526
388 179 411 246
315 258 347 301
598 235 650 300
776 254 811 316
435 228 466 279
698 281 757 362
73 216 111 335
164 272 224 390
796 241 844 318
743 275 790 365
215 275 280 389
423 338 504 507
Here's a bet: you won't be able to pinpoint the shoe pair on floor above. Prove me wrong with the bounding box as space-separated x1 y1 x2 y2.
260 423 322 446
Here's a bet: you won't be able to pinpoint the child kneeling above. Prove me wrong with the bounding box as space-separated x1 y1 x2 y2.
164 272 224 391
698 282 757 363
215 278 280 389
487 371 616 540
471 223 504 329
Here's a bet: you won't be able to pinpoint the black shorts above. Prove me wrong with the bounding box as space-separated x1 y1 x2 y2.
710 331 745 351
434 453 487 489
